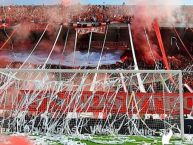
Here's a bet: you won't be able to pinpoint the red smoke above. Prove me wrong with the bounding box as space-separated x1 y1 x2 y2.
61 0 71 6
61 0 79 6
129 3 183 65
131 6 162 65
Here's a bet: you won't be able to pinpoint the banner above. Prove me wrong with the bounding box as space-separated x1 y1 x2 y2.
0 91 191 114
75 26 106 35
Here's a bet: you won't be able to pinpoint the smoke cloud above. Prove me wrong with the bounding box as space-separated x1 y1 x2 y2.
61 0 80 6
128 0 185 64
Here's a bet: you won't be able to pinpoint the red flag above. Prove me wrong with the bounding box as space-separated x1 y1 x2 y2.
153 19 170 71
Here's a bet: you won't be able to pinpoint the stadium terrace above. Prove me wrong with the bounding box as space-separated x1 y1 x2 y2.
0 4 192 145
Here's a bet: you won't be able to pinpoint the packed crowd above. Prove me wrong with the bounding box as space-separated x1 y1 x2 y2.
0 6 50 25
0 5 192 26
71 5 132 23
0 5 133 25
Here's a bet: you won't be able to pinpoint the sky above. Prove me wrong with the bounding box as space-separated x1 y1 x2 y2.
1 0 193 5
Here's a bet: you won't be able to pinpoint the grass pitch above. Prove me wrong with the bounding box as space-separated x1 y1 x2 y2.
30 135 183 145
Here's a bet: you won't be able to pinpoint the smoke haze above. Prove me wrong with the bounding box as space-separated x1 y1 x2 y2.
128 0 186 64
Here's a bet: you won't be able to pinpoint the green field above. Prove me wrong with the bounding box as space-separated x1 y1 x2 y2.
30 135 184 145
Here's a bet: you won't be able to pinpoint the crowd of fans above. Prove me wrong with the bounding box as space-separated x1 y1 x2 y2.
0 6 50 25
71 5 132 23
0 5 133 26
168 54 193 89
0 5 192 90
0 5 192 26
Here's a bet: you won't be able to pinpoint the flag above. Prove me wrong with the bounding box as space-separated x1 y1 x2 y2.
75 26 106 35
